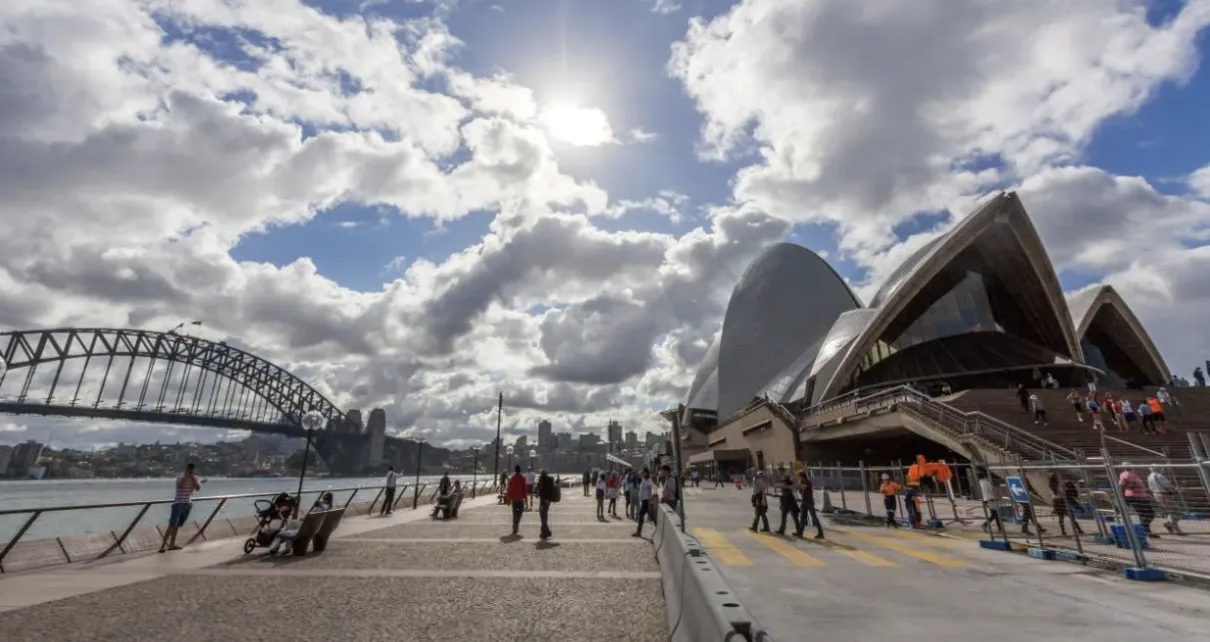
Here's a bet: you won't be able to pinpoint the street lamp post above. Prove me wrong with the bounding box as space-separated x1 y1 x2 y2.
413 440 426 510
492 392 503 481
506 445 514 475
296 410 326 519
471 447 480 498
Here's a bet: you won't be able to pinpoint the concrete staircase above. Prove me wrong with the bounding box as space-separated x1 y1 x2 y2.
946 388 1210 507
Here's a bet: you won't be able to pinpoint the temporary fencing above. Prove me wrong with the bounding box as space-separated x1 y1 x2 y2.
751 433 1210 581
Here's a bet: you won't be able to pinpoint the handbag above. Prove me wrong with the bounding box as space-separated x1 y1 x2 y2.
552 484 562 503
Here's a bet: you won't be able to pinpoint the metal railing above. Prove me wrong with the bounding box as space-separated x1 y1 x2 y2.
801 384 1080 461
0 479 503 573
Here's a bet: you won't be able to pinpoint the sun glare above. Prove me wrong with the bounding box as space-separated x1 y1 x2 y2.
540 104 614 147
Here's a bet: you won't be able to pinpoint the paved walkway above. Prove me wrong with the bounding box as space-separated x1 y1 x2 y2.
682 486 1210 642
0 489 667 642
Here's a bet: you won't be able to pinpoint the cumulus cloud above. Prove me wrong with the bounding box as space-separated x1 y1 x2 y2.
0 0 785 448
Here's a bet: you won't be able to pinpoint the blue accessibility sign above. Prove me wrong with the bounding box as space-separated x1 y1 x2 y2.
1005 476 1030 504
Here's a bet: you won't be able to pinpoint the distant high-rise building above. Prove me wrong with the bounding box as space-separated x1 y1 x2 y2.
515 435 528 450
537 420 553 450
365 408 387 469
344 409 364 434
0 445 13 476
625 430 638 451
578 433 601 449
556 432 573 450
607 420 623 453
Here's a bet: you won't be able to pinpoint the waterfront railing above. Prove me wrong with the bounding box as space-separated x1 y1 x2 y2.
0 479 503 574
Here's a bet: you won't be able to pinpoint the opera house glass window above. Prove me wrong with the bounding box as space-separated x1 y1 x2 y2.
855 270 997 375
852 254 1067 388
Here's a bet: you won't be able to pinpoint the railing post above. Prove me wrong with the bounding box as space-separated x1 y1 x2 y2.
835 461 847 511
97 503 153 560
859 461 872 516
184 498 227 546
0 510 42 573
343 488 362 509
1187 433 1210 501
366 487 385 514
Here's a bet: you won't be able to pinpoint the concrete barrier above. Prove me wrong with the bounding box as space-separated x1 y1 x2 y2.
653 504 774 642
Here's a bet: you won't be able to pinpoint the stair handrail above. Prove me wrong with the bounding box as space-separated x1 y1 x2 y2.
801 384 1080 461
896 390 1079 461
1100 432 1167 459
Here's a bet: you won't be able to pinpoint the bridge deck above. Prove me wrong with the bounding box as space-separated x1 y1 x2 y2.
0 489 667 642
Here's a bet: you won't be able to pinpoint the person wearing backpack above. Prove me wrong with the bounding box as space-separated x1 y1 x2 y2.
537 469 558 540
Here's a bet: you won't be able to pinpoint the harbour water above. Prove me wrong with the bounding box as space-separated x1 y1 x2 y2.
0 474 498 542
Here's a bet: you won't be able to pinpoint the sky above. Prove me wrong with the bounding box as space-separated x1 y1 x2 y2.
2 0 1210 450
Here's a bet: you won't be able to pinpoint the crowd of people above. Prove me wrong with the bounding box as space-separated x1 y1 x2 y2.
1014 378 1180 435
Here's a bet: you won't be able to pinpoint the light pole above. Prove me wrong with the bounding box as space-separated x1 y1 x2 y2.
296 410 325 518
166 320 202 335
471 446 480 498
413 439 426 510
492 392 503 481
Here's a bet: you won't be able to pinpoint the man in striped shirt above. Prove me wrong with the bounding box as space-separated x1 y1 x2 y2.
158 463 203 553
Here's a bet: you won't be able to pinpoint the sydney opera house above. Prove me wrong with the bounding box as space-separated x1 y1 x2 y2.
673 192 1172 471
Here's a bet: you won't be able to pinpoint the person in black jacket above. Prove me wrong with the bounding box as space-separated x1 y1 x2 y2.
537 469 557 540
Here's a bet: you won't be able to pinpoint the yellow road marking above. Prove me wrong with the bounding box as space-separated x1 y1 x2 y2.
748 532 826 567
693 527 753 566
804 534 897 567
830 527 969 568
878 528 959 548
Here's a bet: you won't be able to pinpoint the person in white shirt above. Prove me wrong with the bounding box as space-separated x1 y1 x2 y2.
525 469 536 511
381 466 398 516
1029 393 1047 425
595 474 607 520
632 468 654 538
1147 468 1183 534
978 474 1003 535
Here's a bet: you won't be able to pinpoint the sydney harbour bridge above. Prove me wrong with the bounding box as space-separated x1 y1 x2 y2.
0 328 413 476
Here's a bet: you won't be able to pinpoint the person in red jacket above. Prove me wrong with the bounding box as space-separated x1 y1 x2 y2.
506 465 528 536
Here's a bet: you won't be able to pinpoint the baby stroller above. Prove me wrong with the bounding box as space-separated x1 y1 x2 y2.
243 493 295 554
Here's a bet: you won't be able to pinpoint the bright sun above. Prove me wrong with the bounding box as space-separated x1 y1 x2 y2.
540 104 614 147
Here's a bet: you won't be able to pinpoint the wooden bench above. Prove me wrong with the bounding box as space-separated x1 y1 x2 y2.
432 493 463 520
279 510 328 556
310 508 346 553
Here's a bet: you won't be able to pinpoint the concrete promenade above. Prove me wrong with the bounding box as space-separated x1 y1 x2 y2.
0 486 667 642
682 485 1210 642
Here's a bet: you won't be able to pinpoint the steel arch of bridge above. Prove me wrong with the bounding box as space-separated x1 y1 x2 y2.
0 328 345 436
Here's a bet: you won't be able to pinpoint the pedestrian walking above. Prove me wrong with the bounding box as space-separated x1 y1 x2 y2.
795 472 824 539
978 474 1004 535
775 470 800 535
750 472 770 532
506 465 528 536
632 468 654 538
879 473 901 528
537 469 557 540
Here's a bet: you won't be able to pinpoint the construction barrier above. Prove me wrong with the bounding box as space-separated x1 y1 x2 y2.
653 503 773 642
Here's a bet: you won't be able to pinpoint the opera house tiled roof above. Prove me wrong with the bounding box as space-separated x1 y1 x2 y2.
684 192 1171 423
